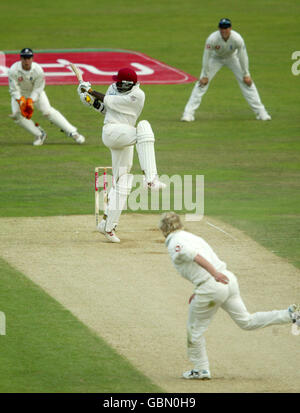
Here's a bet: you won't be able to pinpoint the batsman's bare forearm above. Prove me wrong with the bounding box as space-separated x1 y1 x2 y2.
88 89 105 102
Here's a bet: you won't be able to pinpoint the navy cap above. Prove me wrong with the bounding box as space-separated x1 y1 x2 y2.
218 18 232 28
20 48 34 58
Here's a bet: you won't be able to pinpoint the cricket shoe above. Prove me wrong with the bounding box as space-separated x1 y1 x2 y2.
182 369 211 380
33 130 47 146
143 176 166 191
70 132 85 144
288 304 300 326
98 219 120 243
256 111 271 121
181 114 195 122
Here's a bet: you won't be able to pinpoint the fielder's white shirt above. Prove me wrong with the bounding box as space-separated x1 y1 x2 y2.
165 230 227 288
202 30 250 77
103 83 145 127
8 61 45 101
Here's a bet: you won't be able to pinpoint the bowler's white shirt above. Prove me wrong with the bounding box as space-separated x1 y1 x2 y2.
165 230 227 288
8 61 45 101
202 30 250 77
103 83 145 127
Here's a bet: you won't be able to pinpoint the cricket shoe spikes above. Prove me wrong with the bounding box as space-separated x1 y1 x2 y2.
182 369 211 380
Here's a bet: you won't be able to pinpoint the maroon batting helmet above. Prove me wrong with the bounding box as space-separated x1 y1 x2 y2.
112 67 138 84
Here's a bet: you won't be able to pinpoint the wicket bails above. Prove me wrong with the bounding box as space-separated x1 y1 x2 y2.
95 166 112 228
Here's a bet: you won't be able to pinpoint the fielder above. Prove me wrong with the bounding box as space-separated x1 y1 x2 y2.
181 18 271 122
78 67 165 243
8 48 85 146
159 212 299 380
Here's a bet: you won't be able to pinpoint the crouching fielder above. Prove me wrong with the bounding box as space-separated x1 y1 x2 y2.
159 212 300 380
8 48 85 146
78 67 165 243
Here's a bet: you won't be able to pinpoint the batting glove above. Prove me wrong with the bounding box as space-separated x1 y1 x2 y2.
92 99 106 115
79 92 93 107
77 81 92 95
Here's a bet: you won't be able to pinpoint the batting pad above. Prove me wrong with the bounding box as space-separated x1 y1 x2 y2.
136 120 157 183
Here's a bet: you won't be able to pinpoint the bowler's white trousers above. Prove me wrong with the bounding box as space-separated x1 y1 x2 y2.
183 55 267 117
188 271 290 371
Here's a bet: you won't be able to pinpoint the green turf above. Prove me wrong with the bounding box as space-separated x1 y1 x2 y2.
0 257 162 393
0 0 299 392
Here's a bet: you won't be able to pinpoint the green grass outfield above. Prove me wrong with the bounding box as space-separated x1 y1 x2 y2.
0 0 299 392
0 257 161 393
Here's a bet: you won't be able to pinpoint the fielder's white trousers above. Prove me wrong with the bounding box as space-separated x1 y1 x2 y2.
182 55 267 117
187 271 291 371
11 91 77 137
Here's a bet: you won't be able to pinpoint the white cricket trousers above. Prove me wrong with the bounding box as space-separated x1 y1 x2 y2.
102 123 136 181
182 55 267 117
101 123 136 231
187 271 291 371
11 91 77 137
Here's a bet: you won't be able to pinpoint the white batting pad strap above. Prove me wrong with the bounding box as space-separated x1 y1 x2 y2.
15 116 42 136
45 108 76 135
136 120 157 183
106 174 133 232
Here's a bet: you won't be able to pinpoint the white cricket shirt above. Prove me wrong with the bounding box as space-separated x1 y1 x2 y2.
202 30 250 77
8 61 45 101
103 83 145 127
165 230 227 288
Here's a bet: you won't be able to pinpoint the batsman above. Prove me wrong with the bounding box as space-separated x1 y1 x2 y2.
77 67 165 243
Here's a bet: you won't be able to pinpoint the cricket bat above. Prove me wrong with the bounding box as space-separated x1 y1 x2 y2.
70 63 92 93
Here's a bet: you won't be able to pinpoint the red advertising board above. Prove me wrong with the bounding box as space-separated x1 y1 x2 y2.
0 49 197 85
